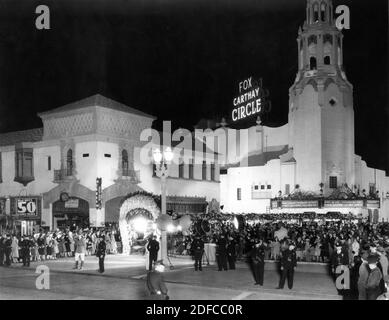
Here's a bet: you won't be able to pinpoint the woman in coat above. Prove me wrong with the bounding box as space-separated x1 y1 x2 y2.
11 235 19 263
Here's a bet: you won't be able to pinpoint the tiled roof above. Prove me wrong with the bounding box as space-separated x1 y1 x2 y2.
38 94 156 119
0 128 43 147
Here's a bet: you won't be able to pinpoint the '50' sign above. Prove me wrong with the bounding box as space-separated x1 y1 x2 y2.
17 199 37 215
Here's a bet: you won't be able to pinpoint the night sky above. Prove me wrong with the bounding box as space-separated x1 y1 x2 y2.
0 0 387 171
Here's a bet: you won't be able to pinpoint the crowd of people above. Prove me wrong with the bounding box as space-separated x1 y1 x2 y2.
168 219 389 300
0 228 120 269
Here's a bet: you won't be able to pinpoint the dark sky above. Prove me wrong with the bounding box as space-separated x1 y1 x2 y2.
0 0 388 171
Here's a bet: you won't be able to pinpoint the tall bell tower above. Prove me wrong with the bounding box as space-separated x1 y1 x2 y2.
288 0 355 194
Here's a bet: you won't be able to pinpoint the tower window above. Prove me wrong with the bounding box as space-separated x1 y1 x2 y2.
66 149 73 176
324 56 331 65
329 98 337 106
202 161 207 180
189 160 194 179
308 35 317 46
122 149 129 175
310 57 317 70
237 188 242 201
320 3 326 21
179 159 184 178
313 3 319 22
324 34 333 45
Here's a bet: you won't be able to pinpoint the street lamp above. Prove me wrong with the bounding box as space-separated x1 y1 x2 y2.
153 146 174 264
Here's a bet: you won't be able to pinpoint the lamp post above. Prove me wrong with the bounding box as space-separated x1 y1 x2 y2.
153 146 174 264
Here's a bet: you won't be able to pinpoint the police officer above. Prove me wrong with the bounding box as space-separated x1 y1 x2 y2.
330 242 349 279
96 235 106 273
147 235 160 271
4 234 12 267
20 235 32 267
191 235 204 271
216 234 228 271
227 236 237 270
0 234 5 266
250 238 266 286
277 242 297 290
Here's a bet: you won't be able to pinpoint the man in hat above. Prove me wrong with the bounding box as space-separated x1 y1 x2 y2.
20 235 33 267
377 246 388 282
216 234 228 271
250 239 266 286
277 242 297 290
145 261 169 300
226 235 237 270
96 235 106 273
0 234 5 266
4 234 12 267
366 254 383 300
147 235 160 271
191 235 204 271
357 252 370 300
330 242 349 280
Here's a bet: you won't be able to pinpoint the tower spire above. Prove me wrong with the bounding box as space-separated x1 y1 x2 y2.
292 0 350 86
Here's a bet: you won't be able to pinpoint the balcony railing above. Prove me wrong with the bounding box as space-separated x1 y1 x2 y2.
53 168 74 183
121 169 140 183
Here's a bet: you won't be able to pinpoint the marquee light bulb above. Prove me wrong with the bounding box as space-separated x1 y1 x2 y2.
153 148 162 164
164 147 174 162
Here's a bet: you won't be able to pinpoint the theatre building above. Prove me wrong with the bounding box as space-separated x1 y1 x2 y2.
0 94 220 234
212 0 389 220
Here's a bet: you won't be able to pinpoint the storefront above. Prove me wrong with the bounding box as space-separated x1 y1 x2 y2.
52 196 89 230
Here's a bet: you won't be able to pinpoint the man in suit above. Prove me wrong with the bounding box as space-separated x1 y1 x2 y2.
216 234 228 271
0 234 5 266
96 235 106 273
277 242 297 290
147 235 160 271
20 235 32 267
250 238 266 286
227 236 237 270
191 235 204 271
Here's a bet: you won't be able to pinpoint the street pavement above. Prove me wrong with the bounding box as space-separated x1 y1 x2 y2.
0 254 342 300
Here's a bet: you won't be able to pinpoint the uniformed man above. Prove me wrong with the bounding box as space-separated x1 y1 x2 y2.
0 234 5 266
147 235 160 271
277 242 297 290
20 235 32 267
330 242 349 279
4 234 12 267
227 236 237 270
250 238 266 286
145 261 169 300
96 235 106 273
191 235 204 271
216 234 228 271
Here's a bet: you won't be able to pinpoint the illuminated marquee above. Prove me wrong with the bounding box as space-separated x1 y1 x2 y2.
231 77 270 122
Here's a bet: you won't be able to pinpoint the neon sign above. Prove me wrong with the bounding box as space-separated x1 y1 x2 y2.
231 77 270 122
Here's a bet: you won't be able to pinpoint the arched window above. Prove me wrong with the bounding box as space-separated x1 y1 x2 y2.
66 149 73 176
324 56 331 65
323 34 333 45
320 3 327 21
310 57 317 70
308 35 317 46
122 149 129 175
313 3 319 22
